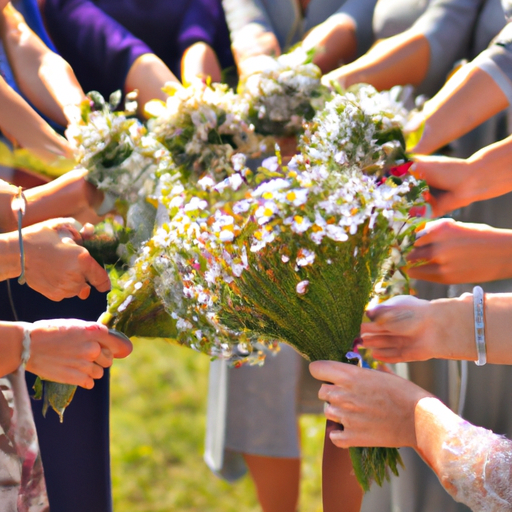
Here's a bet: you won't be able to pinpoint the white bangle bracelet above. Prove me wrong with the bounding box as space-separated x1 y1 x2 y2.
473 286 486 366
18 322 33 368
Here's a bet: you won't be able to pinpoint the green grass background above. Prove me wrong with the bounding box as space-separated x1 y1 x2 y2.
110 339 325 511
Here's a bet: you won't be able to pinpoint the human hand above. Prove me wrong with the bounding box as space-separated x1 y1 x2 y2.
309 360 431 449
321 65 349 89
232 27 280 61
22 167 107 229
26 319 132 388
407 218 512 284
410 155 478 217
302 14 357 73
232 27 281 78
360 294 473 363
23 217 110 300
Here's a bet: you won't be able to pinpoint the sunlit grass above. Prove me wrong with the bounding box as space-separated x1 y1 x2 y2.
111 339 324 511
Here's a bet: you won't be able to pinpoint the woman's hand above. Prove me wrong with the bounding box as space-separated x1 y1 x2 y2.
309 360 431 449
407 218 512 284
360 294 473 363
410 155 475 217
26 320 132 388
21 218 110 300
412 135 512 217
302 14 357 74
231 26 281 78
19 167 106 230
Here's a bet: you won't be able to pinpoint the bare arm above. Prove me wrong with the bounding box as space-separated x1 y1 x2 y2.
411 134 512 216
310 360 512 510
360 292 512 365
0 3 85 126
406 218 512 284
411 64 509 154
181 43 222 86
124 53 181 115
322 29 430 91
302 14 357 74
0 168 104 233
0 74 73 162
0 218 110 300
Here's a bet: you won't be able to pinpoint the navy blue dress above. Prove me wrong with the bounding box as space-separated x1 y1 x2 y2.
1 2 113 510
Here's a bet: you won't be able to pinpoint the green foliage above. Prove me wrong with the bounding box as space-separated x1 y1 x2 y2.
219 226 389 362
33 378 76 422
0 141 75 179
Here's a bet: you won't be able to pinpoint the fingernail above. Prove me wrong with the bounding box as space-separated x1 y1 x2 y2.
108 328 131 342
329 431 344 443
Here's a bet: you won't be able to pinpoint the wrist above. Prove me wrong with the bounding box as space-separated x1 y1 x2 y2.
430 295 474 360
0 321 25 376
0 231 22 280
414 396 463 471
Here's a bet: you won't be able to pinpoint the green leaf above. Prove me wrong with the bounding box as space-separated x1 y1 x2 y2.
405 119 425 152
109 90 123 110
33 380 77 422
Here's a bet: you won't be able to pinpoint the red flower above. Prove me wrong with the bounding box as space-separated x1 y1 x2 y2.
389 161 413 177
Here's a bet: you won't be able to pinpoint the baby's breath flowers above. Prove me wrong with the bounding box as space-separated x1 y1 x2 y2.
68 91 173 204
238 47 332 136
147 80 272 183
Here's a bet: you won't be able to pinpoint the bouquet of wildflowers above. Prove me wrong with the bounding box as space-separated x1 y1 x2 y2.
238 47 331 136
104 85 426 487
68 90 173 204
147 81 272 183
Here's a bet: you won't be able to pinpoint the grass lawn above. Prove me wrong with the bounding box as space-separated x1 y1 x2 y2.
111 339 324 511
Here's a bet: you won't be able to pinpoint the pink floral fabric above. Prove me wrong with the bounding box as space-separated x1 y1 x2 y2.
0 369 48 512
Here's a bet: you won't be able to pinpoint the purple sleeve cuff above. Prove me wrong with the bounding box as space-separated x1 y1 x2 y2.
177 0 219 54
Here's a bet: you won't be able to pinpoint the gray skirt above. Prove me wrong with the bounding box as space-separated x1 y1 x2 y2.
204 344 323 481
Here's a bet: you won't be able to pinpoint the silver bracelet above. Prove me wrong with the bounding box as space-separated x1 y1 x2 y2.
19 322 33 368
11 187 27 285
473 286 487 366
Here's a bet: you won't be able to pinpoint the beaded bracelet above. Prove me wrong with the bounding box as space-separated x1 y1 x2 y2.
11 187 27 285
472 285 486 366
18 322 33 368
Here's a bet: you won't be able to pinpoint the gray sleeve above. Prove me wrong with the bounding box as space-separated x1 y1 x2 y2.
333 0 379 56
221 0 274 37
411 0 486 96
473 22 512 104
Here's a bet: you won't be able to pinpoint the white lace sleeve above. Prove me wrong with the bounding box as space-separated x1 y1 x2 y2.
439 421 512 511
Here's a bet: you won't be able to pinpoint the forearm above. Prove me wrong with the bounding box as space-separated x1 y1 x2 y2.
414 397 512 509
0 232 21 280
464 135 512 202
413 65 509 154
125 53 181 113
22 169 98 228
0 169 100 232
430 293 512 364
324 30 430 91
0 322 24 377
0 75 72 161
1 4 85 126
181 43 221 86
304 14 357 74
